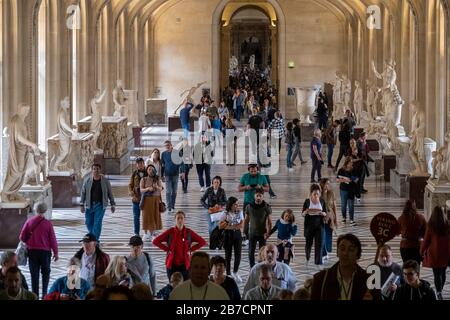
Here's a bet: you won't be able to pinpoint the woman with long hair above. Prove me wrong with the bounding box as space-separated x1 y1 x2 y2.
140 164 164 241
219 196 244 282
397 200 427 264
104 256 133 288
420 206 450 300
319 178 338 260
146 148 162 177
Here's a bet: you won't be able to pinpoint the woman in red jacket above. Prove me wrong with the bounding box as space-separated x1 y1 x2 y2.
153 211 206 281
420 206 450 300
398 200 426 264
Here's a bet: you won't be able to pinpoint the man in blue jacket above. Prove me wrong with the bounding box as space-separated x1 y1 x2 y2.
80 164 116 242
180 99 194 138
161 141 181 213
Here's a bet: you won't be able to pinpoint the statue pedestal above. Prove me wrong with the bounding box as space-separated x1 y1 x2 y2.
390 169 408 197
133 127 142 148
0 203 30 248
145 98 167 125
424 179 450 219
79 116 129 174
18 183 53 220
406 174 430 209
48 132 95 179
300 123 315 142
382 153 396 182
168 115 197 133
47 172 76 208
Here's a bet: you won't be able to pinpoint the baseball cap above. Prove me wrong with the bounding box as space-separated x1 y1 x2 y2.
79 233 97 243
129 235 144 246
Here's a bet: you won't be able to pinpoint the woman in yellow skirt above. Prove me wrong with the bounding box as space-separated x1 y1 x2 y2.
140 164 164 241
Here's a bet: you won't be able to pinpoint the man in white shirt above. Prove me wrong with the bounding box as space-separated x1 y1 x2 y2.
169 252 230 300
243 244 297 297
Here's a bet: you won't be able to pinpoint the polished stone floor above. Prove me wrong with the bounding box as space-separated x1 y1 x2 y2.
2 125 449 299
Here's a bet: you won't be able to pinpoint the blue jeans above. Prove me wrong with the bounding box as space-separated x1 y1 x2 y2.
248 235 266 268
85 202 106 241
235 105 242 121
286 144 293 168
291 138 305 163
28 249 51 298
196 164 211 188
165 175 179 210
322 224 333 255
327 144 334 166
132 202 141 235
181 122 190 138
340 190 355 221
311 158 322 181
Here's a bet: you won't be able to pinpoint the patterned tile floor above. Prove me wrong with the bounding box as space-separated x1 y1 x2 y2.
2 125 449 299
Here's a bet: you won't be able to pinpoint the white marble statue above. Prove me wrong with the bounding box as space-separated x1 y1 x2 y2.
229 56 239 77
353 81 363 124
342 74 352 107
175 81 207 114
431 131 450 180
372 60 404 125
50 97 78 171
409 101 427 175
90 89 106 152
249 55 256 71
1 104 39 202
366 79 381 119
24 149 47 186
112 79 127 117
333 71 343 105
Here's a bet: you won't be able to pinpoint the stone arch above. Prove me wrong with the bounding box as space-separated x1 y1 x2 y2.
212 0 286 113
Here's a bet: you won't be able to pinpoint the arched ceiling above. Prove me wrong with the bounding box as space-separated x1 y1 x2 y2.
91 0 433 33
222 3 276 27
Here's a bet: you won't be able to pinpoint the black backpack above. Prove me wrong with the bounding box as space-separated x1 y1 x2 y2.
209 226 225 250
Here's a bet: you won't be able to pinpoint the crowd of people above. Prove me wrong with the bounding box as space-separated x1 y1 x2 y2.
1 82 449 302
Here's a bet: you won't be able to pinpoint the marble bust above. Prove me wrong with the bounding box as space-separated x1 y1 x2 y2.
1 104 39 202
112 79 127 117
90 89 106 152
408 101 427 176
50 97 78 171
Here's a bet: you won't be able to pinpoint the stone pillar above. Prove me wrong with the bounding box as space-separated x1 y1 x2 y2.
221 25 231 89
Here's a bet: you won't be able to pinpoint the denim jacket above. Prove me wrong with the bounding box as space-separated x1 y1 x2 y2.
80 175 116 209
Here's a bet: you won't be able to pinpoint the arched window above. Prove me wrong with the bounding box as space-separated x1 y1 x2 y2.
37 0 47 150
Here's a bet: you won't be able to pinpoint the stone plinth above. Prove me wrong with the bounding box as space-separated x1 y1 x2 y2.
146 98 167 125
424 179 450 219
0 203 30 248
406 174 430 209
168 115 197 132
390 169 408 197
19 183 53 220
47 172 76 208
382 153 396 182
48 132 94 179
78 116 128 159
300 123 315 142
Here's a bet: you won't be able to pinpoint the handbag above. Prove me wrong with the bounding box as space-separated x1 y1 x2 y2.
159 200 167 213
15 217 45 266
15 241 28 266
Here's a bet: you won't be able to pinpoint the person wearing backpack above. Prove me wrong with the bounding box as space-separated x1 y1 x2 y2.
244 188 272 268
126 236 157 296
153 211 206 281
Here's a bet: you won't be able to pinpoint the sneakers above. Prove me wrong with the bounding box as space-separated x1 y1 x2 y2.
350 220 356 226
232 272 243 283
242 239 249 247
437 292 443 300
342 218 347 224
200 187 205 192
270 194 277 199
288 168 295 172
143 233 151 241
323 254 329 261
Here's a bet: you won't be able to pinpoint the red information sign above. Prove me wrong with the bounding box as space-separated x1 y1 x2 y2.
370 212 400 245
